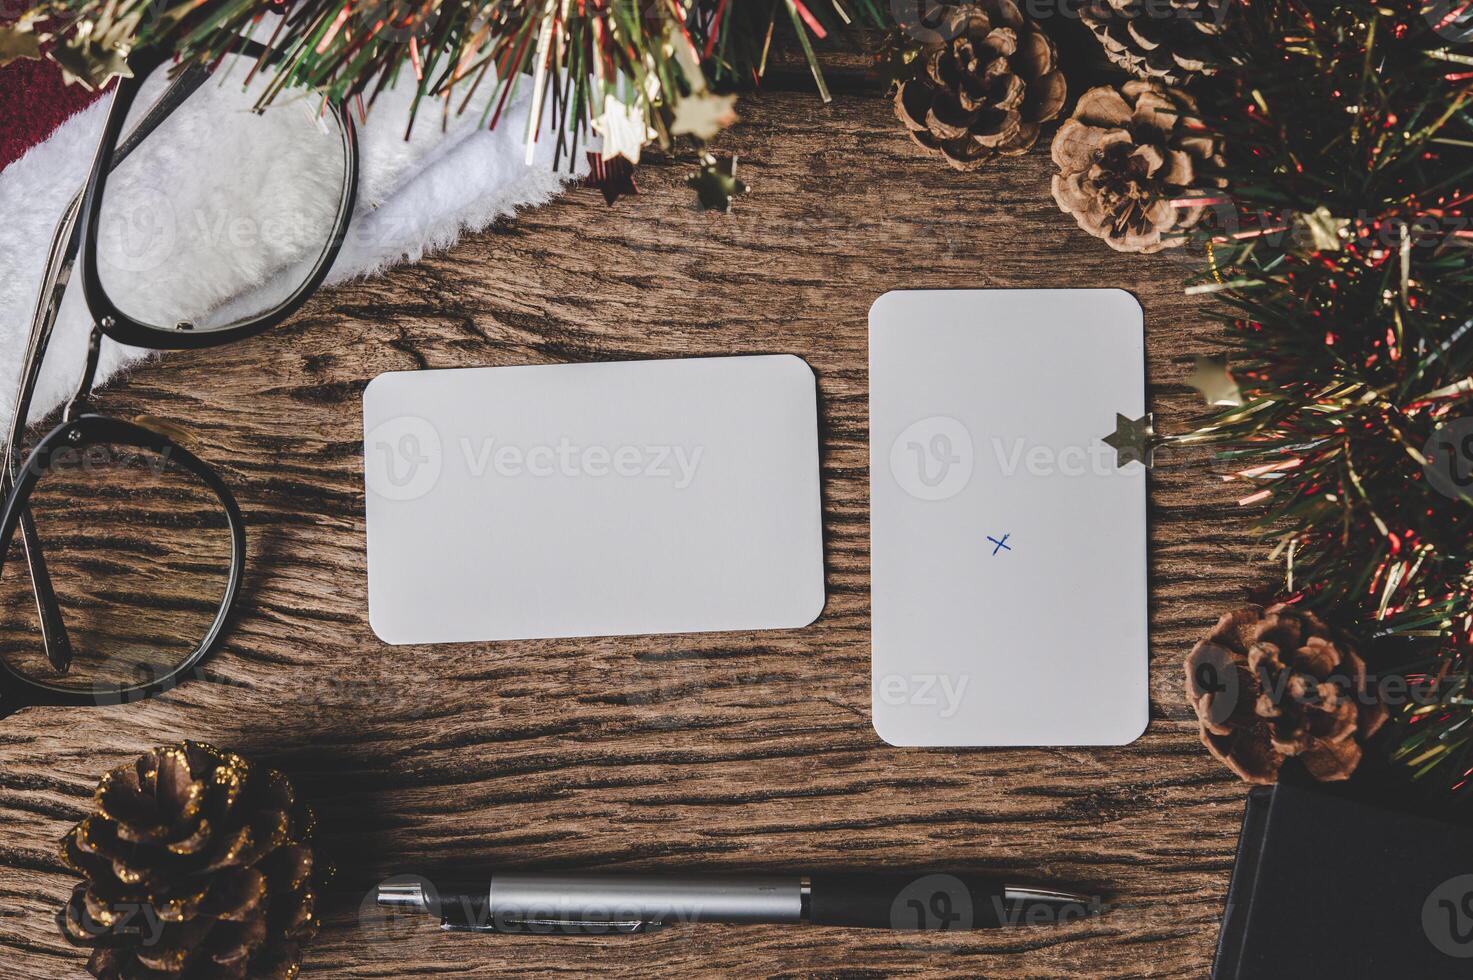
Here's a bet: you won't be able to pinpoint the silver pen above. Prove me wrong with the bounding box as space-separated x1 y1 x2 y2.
377 871 1100 934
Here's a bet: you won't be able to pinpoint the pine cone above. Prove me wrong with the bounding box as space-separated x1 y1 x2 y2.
1184 605 1389 785
57 742 322 980
1079 0 1230 85
893 1 1067 171
1050 80 1224 253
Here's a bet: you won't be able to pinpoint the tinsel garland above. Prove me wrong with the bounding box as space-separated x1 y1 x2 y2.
1183 1 1473 793
0 0 885 169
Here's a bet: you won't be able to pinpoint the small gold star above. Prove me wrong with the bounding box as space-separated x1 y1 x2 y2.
687 153 747 213
49 39 135 90
1102 412 1159 469
592 94 655 164
670 91 738 141
1186 355 1243 408
0 25 42 67
1290 205 1350 253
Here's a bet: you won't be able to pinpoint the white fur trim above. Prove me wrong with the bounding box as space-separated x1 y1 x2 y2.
0 62 582 433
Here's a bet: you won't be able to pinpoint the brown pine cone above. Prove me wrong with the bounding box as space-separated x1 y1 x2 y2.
1050 80 1224 253
57 742 322 980
1184 605 1389 785
1079 0 1230 85
893 1 1067 171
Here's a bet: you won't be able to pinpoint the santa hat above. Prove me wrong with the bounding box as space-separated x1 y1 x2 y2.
0 47 584 434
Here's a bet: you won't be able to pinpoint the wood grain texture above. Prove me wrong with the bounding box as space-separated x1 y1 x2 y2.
0 79 1270 980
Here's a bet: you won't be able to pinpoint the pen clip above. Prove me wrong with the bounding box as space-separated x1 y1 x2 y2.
440 915 664 935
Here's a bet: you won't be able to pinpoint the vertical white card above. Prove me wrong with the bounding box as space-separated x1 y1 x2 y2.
363 355 825 644
869 290 1149 747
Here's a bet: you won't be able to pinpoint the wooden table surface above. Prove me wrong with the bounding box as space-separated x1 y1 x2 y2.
0 60 1267 980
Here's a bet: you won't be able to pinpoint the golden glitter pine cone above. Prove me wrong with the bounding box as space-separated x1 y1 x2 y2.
893 1 1067 171
1184 604 1389 785
57 742 323 980
1050 79 1224 253
1079 0 1230 85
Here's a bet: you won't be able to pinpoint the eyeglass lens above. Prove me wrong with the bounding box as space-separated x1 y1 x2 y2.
0 434 236 697
94 52 351 335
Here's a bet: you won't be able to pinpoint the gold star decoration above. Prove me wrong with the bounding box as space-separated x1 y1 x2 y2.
48 34 136 89
1186 354 1243 408
1290 205 1350 253
670 90 738 141
687 153 747 213
1102 412 1160 469
0 22 43 68
592 94 655 164
43 5 141 91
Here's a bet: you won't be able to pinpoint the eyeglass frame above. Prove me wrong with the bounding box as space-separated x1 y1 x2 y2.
0 38 360 716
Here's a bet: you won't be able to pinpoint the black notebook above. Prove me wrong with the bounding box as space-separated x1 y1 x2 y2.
1213 780 1473 978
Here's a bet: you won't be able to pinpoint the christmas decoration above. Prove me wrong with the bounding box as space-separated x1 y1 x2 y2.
1186 354 1242 408
891 1 1067 171
1177 1 1473 795
2 0 887 186
0 38 106 171
57 742 323 980
1078 0 1231 85
671 90 739 142
1050 81 1224 253
1101 412 1160 468
584 153 638 206
1185 604 1388 784
591 94 656 165
0 44 572 440
0 11 43 66
688 153 747 212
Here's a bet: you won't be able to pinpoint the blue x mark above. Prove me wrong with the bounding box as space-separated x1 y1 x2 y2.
987 533 1012 555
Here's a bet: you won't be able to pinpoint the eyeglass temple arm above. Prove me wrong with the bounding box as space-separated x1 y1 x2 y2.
15 503 71 673
2 61 215 674
4 193 84 673
19 327 108 674
114 62 213 167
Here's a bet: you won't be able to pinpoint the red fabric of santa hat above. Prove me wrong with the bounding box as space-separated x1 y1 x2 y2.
0 52 106 173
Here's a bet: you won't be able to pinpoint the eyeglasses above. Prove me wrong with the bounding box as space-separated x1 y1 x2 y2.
0 40 359 718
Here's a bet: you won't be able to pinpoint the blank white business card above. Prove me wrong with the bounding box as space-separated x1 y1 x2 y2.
363 355 825 644
869 290 1149 747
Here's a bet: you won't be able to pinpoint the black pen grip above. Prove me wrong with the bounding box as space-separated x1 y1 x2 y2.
807 873 1006 930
